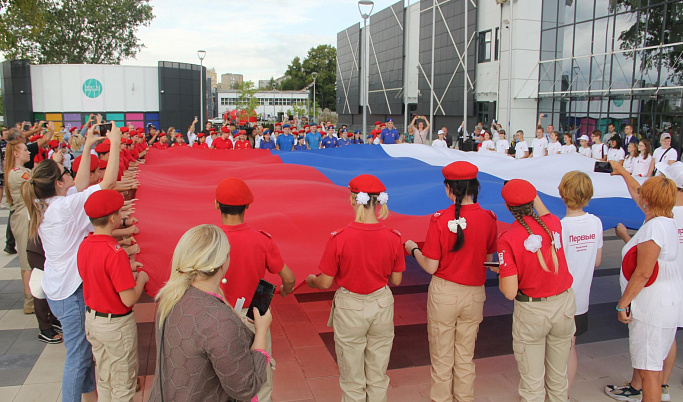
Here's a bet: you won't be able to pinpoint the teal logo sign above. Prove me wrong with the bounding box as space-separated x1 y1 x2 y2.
612 99 624 107
82 79 103 98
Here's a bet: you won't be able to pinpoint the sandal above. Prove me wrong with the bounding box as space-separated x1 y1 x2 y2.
52 320 62 334
38 328 63 344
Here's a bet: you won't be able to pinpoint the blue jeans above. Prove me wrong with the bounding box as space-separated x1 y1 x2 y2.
47 285 96 402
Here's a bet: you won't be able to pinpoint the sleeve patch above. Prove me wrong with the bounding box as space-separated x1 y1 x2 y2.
257 230 272 239
108 242 124 253
486 209 497 221
21 172 30 180
431 210 445 222
388 228 401 237
330 227 345 238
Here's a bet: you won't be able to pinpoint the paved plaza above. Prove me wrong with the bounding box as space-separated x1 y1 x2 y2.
0 205 682 401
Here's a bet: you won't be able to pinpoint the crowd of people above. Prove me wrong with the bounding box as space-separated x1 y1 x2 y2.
0 112 681 402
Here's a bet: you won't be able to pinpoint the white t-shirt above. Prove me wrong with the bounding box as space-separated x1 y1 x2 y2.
653 147 678 172
547 141 561 156
479 140 495 152
41 184 102 300
187 131 197 146
496 139 510 154
531 137 548 157
579 146 592 157
607 147 625 162
619 216 683 328
206 135 214 147
561 213 603 315
631 154 653 177
591 143 607 160
514 141 528 159
623 155 636 174
561 144 577 154
432 139 447 148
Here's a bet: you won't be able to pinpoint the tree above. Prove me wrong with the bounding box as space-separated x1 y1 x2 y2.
614 0 683 85
236 81 259 119
0 0 154 64
279 45 338 112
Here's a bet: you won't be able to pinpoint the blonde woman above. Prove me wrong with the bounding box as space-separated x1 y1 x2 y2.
149 225 271 402
4 140 34 313
69 133 85 159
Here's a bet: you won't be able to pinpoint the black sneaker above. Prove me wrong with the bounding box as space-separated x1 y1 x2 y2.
38 328 63 344
4 245 17 254
52 321 62 334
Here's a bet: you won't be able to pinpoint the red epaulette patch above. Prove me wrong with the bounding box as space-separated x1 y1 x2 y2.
257 230 272 239
108 242 124 253
388 228 401 237
330 227 345 238
431 209 445 221
21 172 30 180
486 209 497 221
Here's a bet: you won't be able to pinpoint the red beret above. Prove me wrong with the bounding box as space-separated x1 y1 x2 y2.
380 123 386 127
239 120 246 125
197 132 205 138
84 190 124 219
239 130 246 135
95 139 111 154
29 135 42 142
275 122 282 126
69 127 78 132
175 133 182 138
216 178 254 206
442 161 478 181
158 132 167 137
209 127 216 132
374 121 381 125
72 154 99 173
125 139 133 145
292 130 298 134
348 174 386 194
48 140 59 149
501 179 537 206
98 159 108 170
120 127 129 133
221 127 230 133
622 245 658 287
303 125 310 128
347 132 353 137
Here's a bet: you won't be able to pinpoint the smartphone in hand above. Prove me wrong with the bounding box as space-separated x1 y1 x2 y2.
246 279 276 320
594 161 613 173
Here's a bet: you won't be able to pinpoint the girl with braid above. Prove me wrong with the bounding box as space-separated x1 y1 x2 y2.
497 179 575 402
404 161 498 402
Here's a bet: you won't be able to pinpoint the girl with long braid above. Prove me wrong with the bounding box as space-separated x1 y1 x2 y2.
497 179 575 402
404 161 498 402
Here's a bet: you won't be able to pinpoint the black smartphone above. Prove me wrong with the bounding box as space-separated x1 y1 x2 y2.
246 279 276 320
99 123 112 134
483 262 500 267
594 161 613 173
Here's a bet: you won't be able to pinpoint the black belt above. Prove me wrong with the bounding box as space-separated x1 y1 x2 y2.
515 289 568 303
86 306 133 318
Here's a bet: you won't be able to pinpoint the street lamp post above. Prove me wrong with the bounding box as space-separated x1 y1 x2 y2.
197 50 207 126
311 72 318 123
358 0 374 139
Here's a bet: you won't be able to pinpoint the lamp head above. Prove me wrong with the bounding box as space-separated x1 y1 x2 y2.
197 50 207 61
358 0 374 20
312 72 318 81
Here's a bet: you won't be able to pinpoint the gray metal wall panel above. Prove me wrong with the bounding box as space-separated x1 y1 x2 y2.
336 23 361 115
418 0 476 120
367 1 404 115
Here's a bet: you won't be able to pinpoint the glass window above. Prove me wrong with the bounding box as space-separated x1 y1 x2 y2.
542 0 559 29
541 29 557 61
495 27 500 61
575 0 594 23
573 21 593 57
557 25 574 60
557 0 576 27
478 30 492 63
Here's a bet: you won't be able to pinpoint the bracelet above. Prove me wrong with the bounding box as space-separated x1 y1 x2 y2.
253 349 271 364
122 218 128 228
411 247 420 258
616 305 627 312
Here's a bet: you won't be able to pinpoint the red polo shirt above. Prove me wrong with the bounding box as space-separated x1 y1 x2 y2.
152 142 168 150
218 223 285 308
497 214 573 298
77 234 136 314
212 137 233 150
319 221 405 294
422 203 498 286
193 143 209 149
234 140 252 150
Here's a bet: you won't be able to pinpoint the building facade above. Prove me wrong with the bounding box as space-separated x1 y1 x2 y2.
337 0 683 145
218 73 244 90
216 89 309 121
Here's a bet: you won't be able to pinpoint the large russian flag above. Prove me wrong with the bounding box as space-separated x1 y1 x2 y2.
134 145 643 296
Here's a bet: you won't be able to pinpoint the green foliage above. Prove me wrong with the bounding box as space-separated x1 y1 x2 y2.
280 44 337 112
0 0 154 64
236 81 259 117
615 0 683 85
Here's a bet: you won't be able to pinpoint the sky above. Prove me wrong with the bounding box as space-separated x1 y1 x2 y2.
121 0 411 83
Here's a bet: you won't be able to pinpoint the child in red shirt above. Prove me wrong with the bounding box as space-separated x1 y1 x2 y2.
78 190 148 401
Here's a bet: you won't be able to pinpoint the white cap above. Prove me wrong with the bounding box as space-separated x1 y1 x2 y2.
661 132 672 140
578 135 589 142
656 161 683 188
437 129 445 135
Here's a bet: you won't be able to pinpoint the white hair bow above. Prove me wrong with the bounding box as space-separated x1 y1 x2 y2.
377 192 389 205
524 234 543 253
356 192 370 205
447 217 467 233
